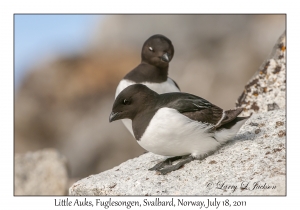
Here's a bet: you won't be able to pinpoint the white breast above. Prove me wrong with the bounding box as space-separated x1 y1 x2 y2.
115 79 180 137
115 78 180 98
138 108 221 158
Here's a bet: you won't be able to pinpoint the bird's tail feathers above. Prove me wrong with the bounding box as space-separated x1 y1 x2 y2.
214 116 249 145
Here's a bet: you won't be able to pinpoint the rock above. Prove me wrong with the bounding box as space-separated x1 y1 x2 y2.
236 31 286 116
69 109 285 195
15 148 69 195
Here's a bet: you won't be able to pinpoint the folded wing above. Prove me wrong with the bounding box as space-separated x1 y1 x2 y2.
163 93 243 128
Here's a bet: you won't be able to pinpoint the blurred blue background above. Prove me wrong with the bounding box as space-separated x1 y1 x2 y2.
14 14 102 87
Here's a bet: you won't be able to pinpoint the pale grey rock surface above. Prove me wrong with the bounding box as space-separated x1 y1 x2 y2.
15 148 69 195
69 109 286 196
236 32 286 116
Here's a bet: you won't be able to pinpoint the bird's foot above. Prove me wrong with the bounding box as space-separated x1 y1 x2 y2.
148 156 182 171
150 155 194 175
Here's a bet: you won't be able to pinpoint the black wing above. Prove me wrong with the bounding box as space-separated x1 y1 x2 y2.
160 93 223 125
160 92 243 127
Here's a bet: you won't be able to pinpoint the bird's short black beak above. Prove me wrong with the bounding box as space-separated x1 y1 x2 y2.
109 111 119 122
161 53 170 62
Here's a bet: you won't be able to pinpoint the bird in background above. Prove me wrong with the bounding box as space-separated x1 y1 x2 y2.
110 84 250 175
115 34 180 136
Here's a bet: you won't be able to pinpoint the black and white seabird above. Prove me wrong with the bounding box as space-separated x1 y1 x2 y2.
115 34 180 136
109 84 250 175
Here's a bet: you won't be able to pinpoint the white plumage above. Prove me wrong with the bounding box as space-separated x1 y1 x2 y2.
115 78 180 98
138 108 247 159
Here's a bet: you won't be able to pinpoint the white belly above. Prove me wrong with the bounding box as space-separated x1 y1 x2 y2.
115 79 180 137
138 108 221 158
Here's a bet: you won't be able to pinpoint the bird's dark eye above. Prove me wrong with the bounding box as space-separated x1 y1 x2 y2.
123 99 130 105
148 46 154 52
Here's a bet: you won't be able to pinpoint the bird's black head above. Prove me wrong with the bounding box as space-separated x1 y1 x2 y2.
109 84 159 122
141 34 174 69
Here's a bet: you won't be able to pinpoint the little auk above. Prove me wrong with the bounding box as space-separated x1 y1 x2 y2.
109 84 250 175
115 34 180 136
